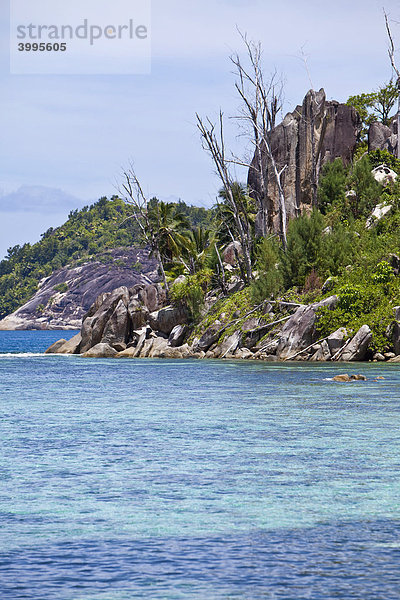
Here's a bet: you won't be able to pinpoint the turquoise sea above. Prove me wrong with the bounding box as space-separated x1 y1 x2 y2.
0 330 399 599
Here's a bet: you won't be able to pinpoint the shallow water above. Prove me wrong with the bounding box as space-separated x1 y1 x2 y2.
0 332 399 598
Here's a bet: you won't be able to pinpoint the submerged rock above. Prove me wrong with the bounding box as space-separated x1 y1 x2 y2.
332 373 367 382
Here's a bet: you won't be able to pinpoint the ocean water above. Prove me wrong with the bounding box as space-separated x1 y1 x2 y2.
0 331 400 599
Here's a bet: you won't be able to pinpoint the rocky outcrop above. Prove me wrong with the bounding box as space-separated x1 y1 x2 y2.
46 282 187 357
0 247 160 331
368 119 398 155
83 343 118 358
333 374 367 382
248 89 361 235
276 296 338 360
366 202 393 229
339 325 372 361
44 281 379 363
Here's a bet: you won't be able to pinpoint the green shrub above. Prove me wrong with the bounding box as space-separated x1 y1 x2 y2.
251 237 283 303
281 210 325 289
318 158 347 215
348 155 381 219
371 261 395 285
171 268 212 321
53 282 68 293
369 149 400 174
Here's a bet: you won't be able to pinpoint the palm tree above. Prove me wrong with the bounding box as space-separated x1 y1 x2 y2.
148 199 189 265
183 226 213 275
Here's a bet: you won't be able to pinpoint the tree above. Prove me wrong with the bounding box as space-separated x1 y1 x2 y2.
230 34 288 247
215 182 256 245
281 210 325 289
251 236 283 303
317 158 348 215
347 81 398 139
196 112 254 283
348 156 381 219
147 199 189 265
120 167 171 291
384 10 400 159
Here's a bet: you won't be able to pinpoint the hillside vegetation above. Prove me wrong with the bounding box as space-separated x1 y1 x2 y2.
0 196 213 319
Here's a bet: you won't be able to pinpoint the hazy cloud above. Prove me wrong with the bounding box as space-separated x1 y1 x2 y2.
0 185 86 213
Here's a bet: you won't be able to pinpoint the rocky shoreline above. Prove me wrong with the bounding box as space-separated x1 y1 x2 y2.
0 248 159 331
45 282 400 363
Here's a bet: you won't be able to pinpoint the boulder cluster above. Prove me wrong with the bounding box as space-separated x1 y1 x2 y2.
0 248 159 331
45 283 194 359
45 283 394 362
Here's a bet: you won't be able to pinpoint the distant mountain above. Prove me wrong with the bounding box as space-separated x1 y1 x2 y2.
0 185 86 213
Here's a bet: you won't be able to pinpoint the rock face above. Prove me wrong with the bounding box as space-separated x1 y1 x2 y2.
222 241 243 266
368 119 398 155
0 247 160 330
248 89 361 235
366 203 393 229
44 284 376 363
276 296 338 360
339 325 372 362
372 165 397 185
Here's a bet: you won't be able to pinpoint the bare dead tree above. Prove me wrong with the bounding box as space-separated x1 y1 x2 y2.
230 33 287 249
196 112 253 283
385 9 400 159
119 165 169 292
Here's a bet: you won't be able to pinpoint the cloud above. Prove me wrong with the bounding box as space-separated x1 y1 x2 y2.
0 185 86 213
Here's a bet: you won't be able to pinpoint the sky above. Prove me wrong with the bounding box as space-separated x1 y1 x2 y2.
0 0 399 259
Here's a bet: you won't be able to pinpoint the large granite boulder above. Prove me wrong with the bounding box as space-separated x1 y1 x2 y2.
248 89 361 236
82 343 117 358
339 325 372 361
366 202 393 229
222 241 243 266
168 324 188 347
326 327 347 355
276 296 338 360
134 283 166 313
149 305 188 336
45 333 82 354
80 286 130 353
310 340 331 362
101 298 130 348
372 165 397 185
195 324 224 352
44 339 68 354
0 247 160 331
368 120 398 155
